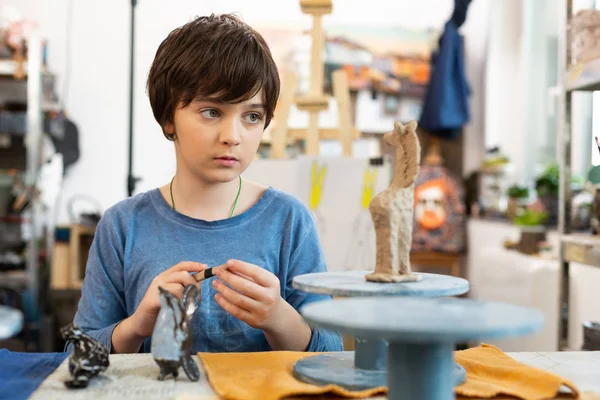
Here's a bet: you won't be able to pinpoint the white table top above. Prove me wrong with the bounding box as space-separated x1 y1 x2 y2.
0 305 23 339
30 351 600 400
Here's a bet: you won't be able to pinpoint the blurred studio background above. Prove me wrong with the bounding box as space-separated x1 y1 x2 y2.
1 0 600 354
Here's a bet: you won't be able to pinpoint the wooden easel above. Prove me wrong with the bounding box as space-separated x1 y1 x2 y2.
270 0 355 158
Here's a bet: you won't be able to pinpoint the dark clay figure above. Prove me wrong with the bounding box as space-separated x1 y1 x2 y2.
61 323 110 389
151 284 201 381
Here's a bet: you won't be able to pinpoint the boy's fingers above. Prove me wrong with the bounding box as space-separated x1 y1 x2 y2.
225 260 272 286
215 294 253 324
167 271 201 289
170 261 208 272
212 279 258 312
230 270 255 282
214 268 264 300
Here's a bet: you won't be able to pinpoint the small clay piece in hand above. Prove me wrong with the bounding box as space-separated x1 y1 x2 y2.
61 323 110 389
151 284 202 381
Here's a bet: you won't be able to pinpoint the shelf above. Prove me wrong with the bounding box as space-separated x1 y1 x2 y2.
41 101 62 112
567 58 600 91
0 59 26 78
0 59 54 80
560 234 600 267
0 270 29 290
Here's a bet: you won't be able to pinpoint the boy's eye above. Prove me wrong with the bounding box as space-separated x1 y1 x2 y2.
200 109 220 119
243 113 262 124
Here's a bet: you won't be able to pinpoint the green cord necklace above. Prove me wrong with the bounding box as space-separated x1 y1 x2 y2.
169 175 242 218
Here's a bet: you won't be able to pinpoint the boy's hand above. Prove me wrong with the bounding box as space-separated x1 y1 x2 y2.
212 259 284 332
132 261 207 337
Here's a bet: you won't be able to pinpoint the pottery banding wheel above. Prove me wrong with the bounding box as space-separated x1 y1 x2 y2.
300 297 544 400
291 271 469 390
293 271 468 298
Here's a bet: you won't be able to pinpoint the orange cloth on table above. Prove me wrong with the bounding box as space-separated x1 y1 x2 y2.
454 344 579 400
198 351 385 400
197 344 580 400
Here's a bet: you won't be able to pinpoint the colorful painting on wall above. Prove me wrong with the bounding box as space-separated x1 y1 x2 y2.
255 22 437 134
322 25 433 96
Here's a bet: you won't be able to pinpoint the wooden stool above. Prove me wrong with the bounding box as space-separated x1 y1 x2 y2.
410 251 461 278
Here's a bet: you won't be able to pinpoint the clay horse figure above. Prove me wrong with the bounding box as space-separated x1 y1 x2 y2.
61 323 110 389
366 120 422 283
151 284 201 381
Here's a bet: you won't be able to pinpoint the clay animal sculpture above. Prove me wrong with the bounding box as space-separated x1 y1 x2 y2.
61 323 110 389
366 120 422 283
151 284 201 381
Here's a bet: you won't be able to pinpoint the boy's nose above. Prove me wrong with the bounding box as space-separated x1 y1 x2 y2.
219 118 241 146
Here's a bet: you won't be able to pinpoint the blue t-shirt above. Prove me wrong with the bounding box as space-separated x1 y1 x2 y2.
71 187 343 353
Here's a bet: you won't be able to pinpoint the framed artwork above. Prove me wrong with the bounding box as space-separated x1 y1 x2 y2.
255 22 437 134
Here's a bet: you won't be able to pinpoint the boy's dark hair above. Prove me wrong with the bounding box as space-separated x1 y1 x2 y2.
147 14 280 140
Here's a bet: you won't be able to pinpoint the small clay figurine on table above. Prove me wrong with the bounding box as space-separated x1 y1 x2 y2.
151 284 201 381
61 323 110 389
367 120 421 283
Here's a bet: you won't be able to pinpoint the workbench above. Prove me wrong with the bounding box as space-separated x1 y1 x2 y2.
26 351 600 400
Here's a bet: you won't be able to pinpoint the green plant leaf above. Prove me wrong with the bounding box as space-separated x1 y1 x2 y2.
513 210 549 226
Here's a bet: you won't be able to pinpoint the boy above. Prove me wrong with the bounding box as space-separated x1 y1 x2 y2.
71 13 343 354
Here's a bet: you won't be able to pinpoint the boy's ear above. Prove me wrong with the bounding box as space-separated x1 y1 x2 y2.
163 121 175 137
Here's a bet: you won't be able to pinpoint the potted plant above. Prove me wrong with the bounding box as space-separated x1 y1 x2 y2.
534 164 559 226
506 184 529 220
511 203 549 255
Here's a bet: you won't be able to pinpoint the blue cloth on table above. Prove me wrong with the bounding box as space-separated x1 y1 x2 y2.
0 349 69 400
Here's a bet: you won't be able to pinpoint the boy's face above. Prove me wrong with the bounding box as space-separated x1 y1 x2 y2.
166 89 266 184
